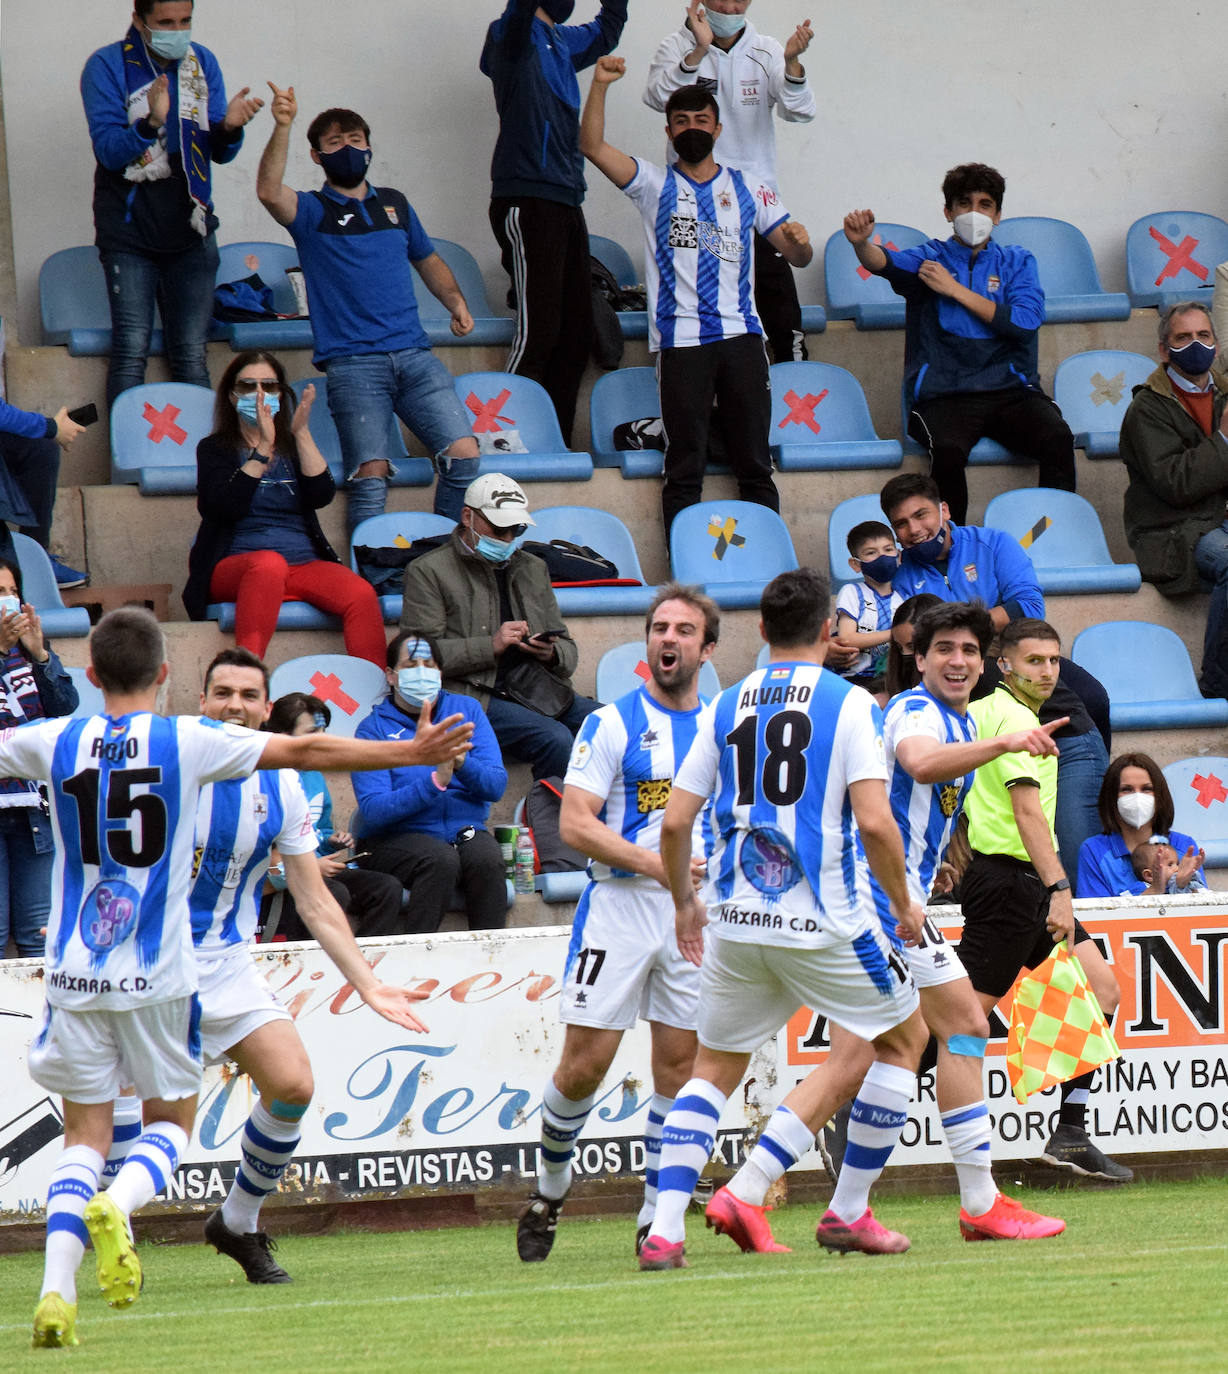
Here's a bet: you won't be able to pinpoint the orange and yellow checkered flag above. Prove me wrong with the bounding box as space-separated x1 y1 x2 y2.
1006 942 1120 1104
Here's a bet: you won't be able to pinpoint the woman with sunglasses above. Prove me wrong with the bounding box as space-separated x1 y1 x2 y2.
184 350 385 665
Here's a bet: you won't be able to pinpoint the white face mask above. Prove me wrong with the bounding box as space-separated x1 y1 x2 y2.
1118 792 1156 830
952 210 994 248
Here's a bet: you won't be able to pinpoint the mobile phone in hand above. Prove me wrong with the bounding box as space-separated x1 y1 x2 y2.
66 403 99 426
531 628 567 643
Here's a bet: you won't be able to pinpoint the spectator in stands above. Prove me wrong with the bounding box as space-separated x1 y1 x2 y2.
1119 301 1228 699
580 58 812 536
0 556 78 958
1077 752 1207 899
644 0 816 364
81 1 263 405
482 0 628 444
183 350 385 666
882 592 943 697
352 629 509 934
880 473 1044 630
0 400 87 588
401 473 598 780
843 164 1076 525
258 693 405 941
256 83 481 529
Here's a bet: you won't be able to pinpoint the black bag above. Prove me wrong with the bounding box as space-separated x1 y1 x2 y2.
495 654 576 720
353 534 452 594
612 417 665 452
520 539 620 582
591 256 625 371
524 776 586 872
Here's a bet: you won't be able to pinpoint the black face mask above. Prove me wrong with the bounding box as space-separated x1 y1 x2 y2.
672 129 715 165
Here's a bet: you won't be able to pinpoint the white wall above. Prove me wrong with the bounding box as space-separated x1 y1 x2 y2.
4 0 1224 343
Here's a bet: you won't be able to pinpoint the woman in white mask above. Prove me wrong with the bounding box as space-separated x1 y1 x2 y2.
1077 753 1206 898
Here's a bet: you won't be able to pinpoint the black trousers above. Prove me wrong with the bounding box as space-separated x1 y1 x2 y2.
754 232 807 363
259 866 405 943
490 196 591 444
909 386 1076 525
658 333 779 536
361 828 508 935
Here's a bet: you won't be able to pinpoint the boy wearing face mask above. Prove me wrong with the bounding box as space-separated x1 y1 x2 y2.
843 163 1076 526
834 521 903 696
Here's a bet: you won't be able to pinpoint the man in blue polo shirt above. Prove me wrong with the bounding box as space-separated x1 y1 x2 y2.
256 82 481 530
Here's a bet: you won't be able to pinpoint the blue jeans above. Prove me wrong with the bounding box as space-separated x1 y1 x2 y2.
483 692 599 780
324 349 478 532
100 236 220 406
0 806 54 958
1055 727 1109 889
1195 519 1228 697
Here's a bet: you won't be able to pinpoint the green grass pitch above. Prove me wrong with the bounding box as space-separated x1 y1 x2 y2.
4 1178 1225 1372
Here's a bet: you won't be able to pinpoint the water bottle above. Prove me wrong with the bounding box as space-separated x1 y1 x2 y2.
514 826 536 895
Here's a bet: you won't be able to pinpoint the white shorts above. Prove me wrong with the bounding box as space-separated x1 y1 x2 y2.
560 880 700 1032
699 927 920 1054
28 996 203 1105
197 945 291 1065
906 916 968 990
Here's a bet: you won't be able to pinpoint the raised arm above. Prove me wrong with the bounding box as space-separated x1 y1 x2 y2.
894 717 1066 785
259 700 473 772
766 219 813 269
256 81 299 227
843 209 889 273
580 57 637 189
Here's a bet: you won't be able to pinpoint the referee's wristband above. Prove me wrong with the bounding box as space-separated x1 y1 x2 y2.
1046 878 1071 895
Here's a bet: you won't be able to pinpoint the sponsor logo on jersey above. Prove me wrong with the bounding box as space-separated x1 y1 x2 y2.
637 778 672 814
739 826 801 896
79 879 141 954
669 213 699 250
337 213 355 226
697 220 744 263
639 727 659 749
740 81 760 103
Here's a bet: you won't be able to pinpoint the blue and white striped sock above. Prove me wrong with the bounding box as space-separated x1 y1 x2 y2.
536 1078 595 1202
828 1061 913 1223
729 1105 814 1207
651 1078 725 1244
221 1100 303 1235
106 1121 188 1217
41 1144 103 1302
941 1101 996 1216
102 1095 143 1186
637 1093 673 1229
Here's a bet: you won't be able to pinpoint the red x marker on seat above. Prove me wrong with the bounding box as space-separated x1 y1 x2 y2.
1148 227 1208 287
464 389 514 434
142 402 187 445
634 659 650 682
778 388 828 434
855 232 899 280
309 670 359 716
1191 771 1228 808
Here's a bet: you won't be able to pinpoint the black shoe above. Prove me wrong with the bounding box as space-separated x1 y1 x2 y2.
1039 1124 1134 1182
817 1101 851 1185
204 1208 293 1283
516 1191 567 1262
634 1223 650 1257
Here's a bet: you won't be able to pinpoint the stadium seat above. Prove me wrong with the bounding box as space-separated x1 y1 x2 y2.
217 240 313 351
595 640 720 704
589 232 649 342
39 246 163 356
1053 349 1156 459
349 511 456 621
415 239 515 348
588 367 659 469
982 488 1141 595
1070 621 1228 731
12 535 90 638
669 501 798 609
1162 756 1228 867
66 666 106 718
528 506 655 614
108 382 215 494
205 599 338 634
452 372 594 481
290 377 434 488
769 361 902 471
992 217 1131 323
900 383 1013 466
827 493 892 591
1125 212 1228 310
822 222 927 329
268 654 388 738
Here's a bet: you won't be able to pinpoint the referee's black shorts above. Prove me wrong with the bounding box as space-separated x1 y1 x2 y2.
956 851 1090 1000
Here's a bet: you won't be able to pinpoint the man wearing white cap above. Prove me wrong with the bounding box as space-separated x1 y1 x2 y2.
401 473 598 778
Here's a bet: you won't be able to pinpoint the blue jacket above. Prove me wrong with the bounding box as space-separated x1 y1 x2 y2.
1077 828 1204 899
876 235 1045 404
0 398 54 443
481 0 627 204
894 522 1045 620
352 691 507 843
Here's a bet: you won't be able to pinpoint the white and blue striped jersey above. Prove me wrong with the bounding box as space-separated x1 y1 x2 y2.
622 158 789 353
0 713 268 1011
564 685 710 883
675 663 887 949
190 768 317 955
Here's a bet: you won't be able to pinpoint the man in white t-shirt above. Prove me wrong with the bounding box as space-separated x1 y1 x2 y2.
580 55 812 536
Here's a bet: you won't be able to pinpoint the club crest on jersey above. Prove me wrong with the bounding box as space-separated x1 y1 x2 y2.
571 739 592 770
987 274 1000 293
385 206 399 225
718 190 732 211
637 778 672 813
80 879 140 953
963 564 978 582
252 794 269 820
739 826 801 896
939 783 961 818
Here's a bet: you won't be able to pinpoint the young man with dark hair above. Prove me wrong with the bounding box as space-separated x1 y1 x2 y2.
844 164 1076 524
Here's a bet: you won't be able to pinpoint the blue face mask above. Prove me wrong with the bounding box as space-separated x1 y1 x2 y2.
475 533 517 564
858 552 899 583
906 528 948 566
704 8 747 38
318 144 372 189
235 392 280 426
1168 338 1217 378
146 27 191 61
397 665 441 709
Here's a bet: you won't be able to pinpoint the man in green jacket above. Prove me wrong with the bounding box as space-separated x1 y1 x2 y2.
400 473 598 778
1120 301 1228 697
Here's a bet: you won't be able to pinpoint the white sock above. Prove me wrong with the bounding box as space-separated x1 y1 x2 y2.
41 1144 103 1302
651 1078 725 1245
537 1079 596 1202
828 1061 913 1223
221 1100 302 1235
106 1122 188 1218
941 1101 997 1216
729 1105 814 1206
637 1094 673 1229
102 1095 142 1186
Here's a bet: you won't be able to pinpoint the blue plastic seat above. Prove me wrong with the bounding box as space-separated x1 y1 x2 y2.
822 222 927 330
414 239 514 348
992 217 1130 323
596 640 720 704
669 501 798 609
350 511 456 621
827 494 889 590
1070 621 1228 731
770 362 902 471
217 240 314 351
527 506 655 614
204 600 338 634
13 535 90 638
39 246 164 356
588 367 659 469
452 372 593 482
108 383 216 494
1125 212 1228 310
589 233 649 342
290 377 433 488
268 654 388 738
1053 349 1155 459
982 488 1141 595
66 666 106 718
1162 756 1228 867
